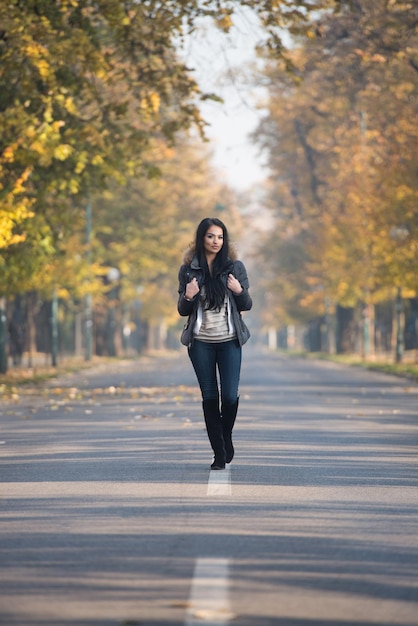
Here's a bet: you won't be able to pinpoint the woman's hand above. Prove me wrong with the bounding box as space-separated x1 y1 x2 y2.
227 273 243 295
185 277 200 300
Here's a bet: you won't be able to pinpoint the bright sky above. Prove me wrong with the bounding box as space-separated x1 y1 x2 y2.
179 9 269 192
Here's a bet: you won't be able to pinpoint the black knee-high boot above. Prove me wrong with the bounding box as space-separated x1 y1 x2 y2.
202 398 225 470
221 398 239 464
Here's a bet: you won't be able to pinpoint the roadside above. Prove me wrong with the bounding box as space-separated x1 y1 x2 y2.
0 354 110 395
1 347 418 401
283 349 418 383
0 350 181 399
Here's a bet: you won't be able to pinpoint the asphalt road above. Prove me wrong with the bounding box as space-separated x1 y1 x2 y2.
1 347 418 626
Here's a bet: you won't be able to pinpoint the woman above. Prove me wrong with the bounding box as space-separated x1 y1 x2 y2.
177 217 252 470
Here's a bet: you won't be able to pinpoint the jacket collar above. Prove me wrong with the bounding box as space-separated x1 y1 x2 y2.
190 255 233 273
190 255 201 270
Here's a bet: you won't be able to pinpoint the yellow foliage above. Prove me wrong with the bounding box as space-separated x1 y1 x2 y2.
69 179 79 194
54 144 73 160
91 155 104 166
149 92 160 113
96 68 108 81
140 92 161 114
396 185 412 200
35 59 51 79
12 169 33 195
0 230 26 248
64 97 77 115
25 126 36 139
0 195 35 249
2 147 15 162
74 151 88 174
43 108 53 124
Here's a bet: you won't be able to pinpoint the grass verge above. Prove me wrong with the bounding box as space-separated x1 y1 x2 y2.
281 349 418 382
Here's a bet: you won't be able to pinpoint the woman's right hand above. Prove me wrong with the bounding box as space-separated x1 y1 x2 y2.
185 277 199 300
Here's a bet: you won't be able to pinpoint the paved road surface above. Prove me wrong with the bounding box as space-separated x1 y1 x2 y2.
1 347 418 626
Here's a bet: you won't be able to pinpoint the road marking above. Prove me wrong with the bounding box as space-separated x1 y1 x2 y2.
185 558 235 625
207 465 231 496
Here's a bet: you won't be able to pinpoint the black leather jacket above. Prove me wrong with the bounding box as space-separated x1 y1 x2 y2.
177 255 252 347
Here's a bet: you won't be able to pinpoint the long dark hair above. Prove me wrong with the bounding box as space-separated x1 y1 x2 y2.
194 217 232 311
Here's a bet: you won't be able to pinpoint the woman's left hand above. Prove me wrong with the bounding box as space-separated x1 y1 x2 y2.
227 273 243 295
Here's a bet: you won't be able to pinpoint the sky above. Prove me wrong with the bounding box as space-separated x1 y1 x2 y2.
178 9 269 192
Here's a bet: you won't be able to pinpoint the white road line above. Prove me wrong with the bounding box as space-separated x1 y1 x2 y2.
185 558 235 625
207 465 231 496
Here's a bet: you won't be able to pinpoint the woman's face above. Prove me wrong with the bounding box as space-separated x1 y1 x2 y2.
203 225 224 256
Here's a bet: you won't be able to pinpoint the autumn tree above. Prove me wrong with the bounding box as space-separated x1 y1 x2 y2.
0 0 209 297
254 0 418 351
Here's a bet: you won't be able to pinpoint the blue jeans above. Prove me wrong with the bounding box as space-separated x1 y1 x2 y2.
188 338 242 404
